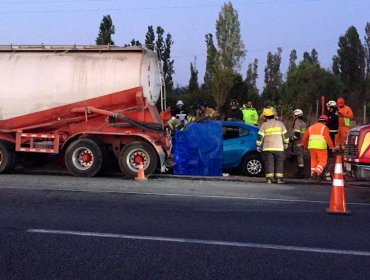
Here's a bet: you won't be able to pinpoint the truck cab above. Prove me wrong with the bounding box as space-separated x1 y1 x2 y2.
344 125 370 180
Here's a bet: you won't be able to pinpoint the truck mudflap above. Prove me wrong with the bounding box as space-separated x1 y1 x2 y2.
153 143 167 173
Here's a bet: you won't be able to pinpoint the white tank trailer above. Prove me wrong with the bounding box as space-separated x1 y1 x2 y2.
0 45 168 178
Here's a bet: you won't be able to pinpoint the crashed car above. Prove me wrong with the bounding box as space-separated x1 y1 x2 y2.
222 121 263 176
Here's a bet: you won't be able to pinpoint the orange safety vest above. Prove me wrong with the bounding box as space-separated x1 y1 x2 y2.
307 123 328 149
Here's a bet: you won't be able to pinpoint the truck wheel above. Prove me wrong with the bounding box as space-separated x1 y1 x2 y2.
65 138 104 177
119 141 158 179
0 141 17 173
242 154 263 177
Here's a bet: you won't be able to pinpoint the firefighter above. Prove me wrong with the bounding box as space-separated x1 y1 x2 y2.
291 109 307 178
196 102 219 121
326 100 339 150
225 99 243 121
242 100 258 126
172 100 188 120
335 97 353 151
256 108 289 184
302 115 336 182
259 99 278 124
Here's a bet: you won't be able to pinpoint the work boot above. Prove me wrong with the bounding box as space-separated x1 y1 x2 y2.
276 178 285 184
266 178 272 184
313 172 321 183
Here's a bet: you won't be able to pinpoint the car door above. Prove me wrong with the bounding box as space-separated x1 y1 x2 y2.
222 124 252 169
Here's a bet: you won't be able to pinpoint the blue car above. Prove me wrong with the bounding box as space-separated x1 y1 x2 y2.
221 121 263 176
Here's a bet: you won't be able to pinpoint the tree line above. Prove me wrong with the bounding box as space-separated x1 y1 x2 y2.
95 2 370 123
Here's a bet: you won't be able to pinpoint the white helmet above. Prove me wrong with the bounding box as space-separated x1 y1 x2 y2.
176 100 184 106
293 109 303 117
326 100 336 107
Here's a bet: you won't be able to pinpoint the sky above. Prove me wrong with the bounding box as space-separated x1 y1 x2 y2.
0 0 369 91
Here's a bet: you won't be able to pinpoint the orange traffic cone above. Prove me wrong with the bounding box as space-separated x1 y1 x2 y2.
135 162 147 181
326 155 350 215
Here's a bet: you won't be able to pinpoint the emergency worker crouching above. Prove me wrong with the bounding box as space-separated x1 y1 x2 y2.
291 109 307 178
256 108 289 184
302 115 335 182
196 102 219 121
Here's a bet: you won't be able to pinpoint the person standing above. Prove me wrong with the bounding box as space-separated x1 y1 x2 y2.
335 97 353 151
225 99 243 121
256 109 289 184
325 100 339 147
242 100 258 126
291 109 307 178
259 99 278 123
302 115 335 182
172 100 188 120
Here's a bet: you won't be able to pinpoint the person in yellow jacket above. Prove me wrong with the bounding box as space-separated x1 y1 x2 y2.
256 108 289 184
242 100 258 126
302 115 336 182
335 97 353 151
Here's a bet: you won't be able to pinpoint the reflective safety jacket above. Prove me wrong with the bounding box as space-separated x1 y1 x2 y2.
292 118 306 146
302 122 334 150
242 107 259 126
256 119 289 151
337 105 353 127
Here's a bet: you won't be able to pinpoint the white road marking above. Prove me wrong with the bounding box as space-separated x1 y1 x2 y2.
1 185 370 206
27 228 370 257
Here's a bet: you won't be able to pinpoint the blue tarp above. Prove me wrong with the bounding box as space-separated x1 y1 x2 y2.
172 121 223 176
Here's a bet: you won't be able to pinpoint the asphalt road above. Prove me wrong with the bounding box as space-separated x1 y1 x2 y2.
0 175 370 279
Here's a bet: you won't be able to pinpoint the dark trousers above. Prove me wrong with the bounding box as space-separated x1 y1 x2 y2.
263 151 285 179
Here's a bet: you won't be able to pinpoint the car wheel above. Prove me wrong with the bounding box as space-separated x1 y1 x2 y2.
242 154 263 177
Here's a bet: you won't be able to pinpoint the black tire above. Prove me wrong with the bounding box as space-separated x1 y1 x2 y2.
242 153 263 177
119 141 158 179
0 141 17 173
65 138 104 177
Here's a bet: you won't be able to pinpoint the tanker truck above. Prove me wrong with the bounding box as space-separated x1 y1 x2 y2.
0 44 170 178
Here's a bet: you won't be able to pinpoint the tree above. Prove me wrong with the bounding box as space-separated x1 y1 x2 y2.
332 26 365 108
288 49 297 71
154 27 175 93
188 62 199 94
245 59 260 103
145 26 155 50
145 26 175 93
209 1 246 110
365 22 370 79
262 48 283 108
204 33 217 89
284 56 342 120
96 15 115 45
130 39 141 46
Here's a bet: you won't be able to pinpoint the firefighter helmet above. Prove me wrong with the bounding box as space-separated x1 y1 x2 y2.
263 108 275 117
293 109 304 117
326 100 337 107
176 100 184 106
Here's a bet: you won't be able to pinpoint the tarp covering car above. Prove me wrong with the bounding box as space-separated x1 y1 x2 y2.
172 121 223 176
